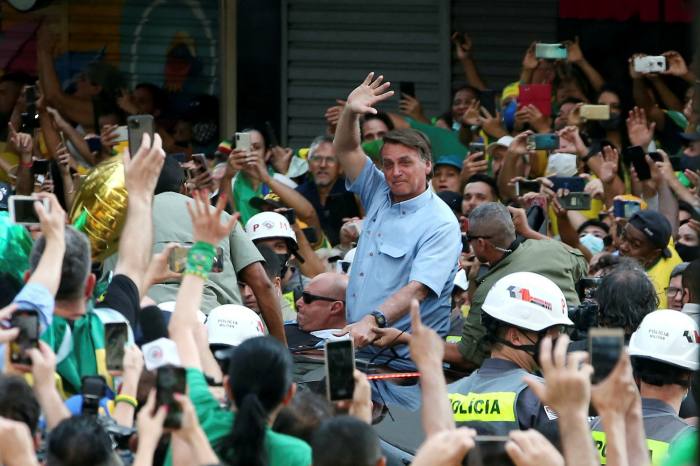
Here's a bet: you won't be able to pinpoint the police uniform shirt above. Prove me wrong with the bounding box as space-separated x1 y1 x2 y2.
590 398 696 466
447 358 560 443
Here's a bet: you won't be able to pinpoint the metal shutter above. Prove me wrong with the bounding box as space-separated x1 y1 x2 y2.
451 0 558 93
282 0 451 148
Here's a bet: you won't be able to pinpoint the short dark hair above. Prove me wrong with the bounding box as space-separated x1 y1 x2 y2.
595 265 658 336
577 220 610 236
134 82 166 112
29 227 91 301
312 416 382 466
465 174 499 200
682 259 700 303
0 376 40 435
360 112 394 134
272 390 332 443
47 416 120 466
560 97 584 107
381 128 432 163
632 357 692 388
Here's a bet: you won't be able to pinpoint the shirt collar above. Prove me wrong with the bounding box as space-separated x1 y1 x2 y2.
681 303 700 316
479 357 524 373
641 398 677 415
386 186 432 214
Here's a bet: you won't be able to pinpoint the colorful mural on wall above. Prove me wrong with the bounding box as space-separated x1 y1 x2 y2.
0 0 220 96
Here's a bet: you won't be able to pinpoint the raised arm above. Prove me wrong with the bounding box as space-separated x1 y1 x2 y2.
26 193 66 296
168 192 239 369
333 73 394 182
567 37 605 93
114 133 165 301
452 33 487 91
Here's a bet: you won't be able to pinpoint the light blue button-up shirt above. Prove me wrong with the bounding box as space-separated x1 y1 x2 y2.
346 157 461 365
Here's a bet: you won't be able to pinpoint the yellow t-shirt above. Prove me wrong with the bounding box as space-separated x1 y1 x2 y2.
647 243 682 309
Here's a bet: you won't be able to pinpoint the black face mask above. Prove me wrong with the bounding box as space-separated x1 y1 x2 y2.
681 155 700 172
675 242 700 262
598 113 622 131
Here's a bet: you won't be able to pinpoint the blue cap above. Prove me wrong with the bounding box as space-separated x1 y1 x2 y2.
433 153 463 171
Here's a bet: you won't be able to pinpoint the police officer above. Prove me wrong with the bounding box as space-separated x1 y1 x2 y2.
590 310 698 466
447 272 573 441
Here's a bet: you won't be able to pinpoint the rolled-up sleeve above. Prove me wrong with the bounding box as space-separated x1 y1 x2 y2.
346 157 386 208
409 222 461 296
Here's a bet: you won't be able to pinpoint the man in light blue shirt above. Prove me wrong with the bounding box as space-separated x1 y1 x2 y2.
334 73 461 368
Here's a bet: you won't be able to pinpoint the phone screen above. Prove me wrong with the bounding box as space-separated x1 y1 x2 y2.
31 159 50 177
10 310 39 365
105 323 129 371
549 176 586 193
10 198 41 225
157 365 187 428
211 247 224 273
127 115 155 157
588 328 624 383
325 339 355 401
169 245 191 273
624 146 650 181
399 82 416 98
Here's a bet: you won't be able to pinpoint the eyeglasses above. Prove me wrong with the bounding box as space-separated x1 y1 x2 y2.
665 287 683 297
308 155 337 165
302 291 343 305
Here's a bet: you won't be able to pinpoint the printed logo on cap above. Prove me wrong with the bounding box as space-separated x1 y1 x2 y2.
507 286 553 311
683 330 700 343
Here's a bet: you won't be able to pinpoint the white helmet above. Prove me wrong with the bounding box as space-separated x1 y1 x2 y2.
158 301 207 324
336 247 357 275
629 310 699 371
482 272 573 332
206 304 266 347
245 212 297 245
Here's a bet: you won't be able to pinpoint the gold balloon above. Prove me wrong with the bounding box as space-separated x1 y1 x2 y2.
70 154 128 262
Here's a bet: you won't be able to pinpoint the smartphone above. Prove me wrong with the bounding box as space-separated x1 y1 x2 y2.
8 195 50 226
302 227 318 245
325 339 355 401
527 133 559 150
20 85 39 132
169 244 223 273
9 309 39 366
613 199 642 219
515 180 540 196
589 328 624 384
464 436 514 466
535 43 567 60
648 152 664 163
105 322 129 372
478 89 497 116
580 104 610 121
634 55 667 74
399 82 416 98
469 142 485 154
156 365 187 428
518 84 552 117
558 192 591 211
187 153 210 180
623 145 651 181
31 159 50 178
235 132 251 152
577 277 603 302
81 375 106 416
169 152 189 164
127 115 155 157
265 121 279 148
86 136 102 153
281 208 296 225
549 176 586 192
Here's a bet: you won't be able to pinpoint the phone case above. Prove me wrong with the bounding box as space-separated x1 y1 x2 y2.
518 84 552 116
580 105 610 120
235 132 251 151
127 115 155 157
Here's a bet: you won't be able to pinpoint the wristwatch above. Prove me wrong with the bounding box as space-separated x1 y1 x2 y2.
370 310 387 328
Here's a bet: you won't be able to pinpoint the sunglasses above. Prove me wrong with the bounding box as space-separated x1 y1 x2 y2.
302 291 343 305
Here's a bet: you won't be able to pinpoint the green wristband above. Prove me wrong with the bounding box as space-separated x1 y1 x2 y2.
184 241 216 279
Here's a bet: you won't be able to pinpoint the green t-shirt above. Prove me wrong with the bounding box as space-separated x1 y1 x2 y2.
232 170 274 225
147 192 264 312
406 118 468 160
458 239 588 366
164 368 312 466
663 430 696 466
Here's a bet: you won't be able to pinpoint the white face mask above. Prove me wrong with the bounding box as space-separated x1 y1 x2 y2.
580 233 604 255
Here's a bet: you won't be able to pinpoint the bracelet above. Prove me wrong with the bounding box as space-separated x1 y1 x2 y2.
184 241 217 279
20 160 33 169
114 394 138 408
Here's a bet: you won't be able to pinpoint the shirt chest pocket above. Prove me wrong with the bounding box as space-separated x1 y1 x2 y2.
378 242 407 260
372 242 412 281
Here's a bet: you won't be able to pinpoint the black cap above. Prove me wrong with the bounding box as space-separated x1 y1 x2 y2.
249 196 284 211
436 190 462 215
629 210 672 258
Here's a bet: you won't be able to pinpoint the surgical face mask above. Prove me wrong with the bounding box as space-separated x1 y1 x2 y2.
502 100 517 132
675 242 699 262
598 112 622 131
580 234 605 255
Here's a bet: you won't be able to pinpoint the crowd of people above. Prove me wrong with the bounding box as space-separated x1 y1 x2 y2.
0 18 698 466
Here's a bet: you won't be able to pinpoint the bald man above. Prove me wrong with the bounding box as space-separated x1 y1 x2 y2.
285 273 349 349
